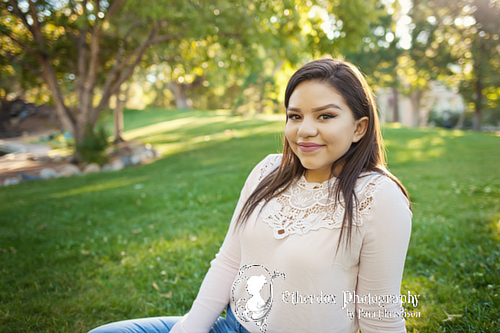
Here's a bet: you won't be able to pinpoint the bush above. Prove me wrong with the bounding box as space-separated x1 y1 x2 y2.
75 124 109 165
427 110 461 128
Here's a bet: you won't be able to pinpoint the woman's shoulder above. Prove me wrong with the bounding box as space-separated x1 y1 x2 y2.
357 169 402 190
252 153 282 181
244 154 282 187
355 170 410 210
357 171 412 232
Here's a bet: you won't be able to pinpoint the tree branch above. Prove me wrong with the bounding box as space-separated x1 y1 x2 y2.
101 0 127 23
76 26 88 96
27 0 46 49
100 20 143 88
6 0 36 37
2 50 44 79
149 34 182 45
0 30 41 55
92 23 179 122
83 0 126 96
74 0 89 97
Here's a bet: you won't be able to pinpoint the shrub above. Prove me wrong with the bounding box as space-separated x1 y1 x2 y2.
427 109 461 128
75 124 109 165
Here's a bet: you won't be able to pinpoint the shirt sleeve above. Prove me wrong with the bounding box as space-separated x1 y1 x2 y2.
171 154 279 333
356 178 412 333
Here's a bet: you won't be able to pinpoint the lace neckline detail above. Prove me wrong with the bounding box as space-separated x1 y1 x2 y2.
260 172 386 239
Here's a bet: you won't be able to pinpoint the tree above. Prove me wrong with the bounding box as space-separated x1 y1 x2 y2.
0 0 231 149
407 0 500 130
135 0 387 112
1 0 388 152
456 0 500 130
345 0 405 123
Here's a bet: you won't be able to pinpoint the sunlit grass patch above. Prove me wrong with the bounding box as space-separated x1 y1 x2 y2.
1 110 499 332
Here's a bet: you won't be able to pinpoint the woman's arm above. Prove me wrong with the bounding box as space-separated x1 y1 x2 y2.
171 155 280 332
356 178 412 332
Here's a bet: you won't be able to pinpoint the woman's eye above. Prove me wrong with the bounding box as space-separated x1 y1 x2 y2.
319 114 335 120
287 114 301 120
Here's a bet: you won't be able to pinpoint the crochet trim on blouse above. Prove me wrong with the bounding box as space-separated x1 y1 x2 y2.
255 155 386 239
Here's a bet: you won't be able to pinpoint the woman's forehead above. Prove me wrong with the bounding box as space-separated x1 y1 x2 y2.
288 81 348 109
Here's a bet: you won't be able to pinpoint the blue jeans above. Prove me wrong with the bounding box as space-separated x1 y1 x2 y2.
88 306 251 333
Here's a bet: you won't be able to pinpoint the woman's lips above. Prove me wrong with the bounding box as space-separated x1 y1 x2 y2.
298 142 324 152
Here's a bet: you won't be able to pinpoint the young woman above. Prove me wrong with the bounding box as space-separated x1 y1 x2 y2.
89 59 412 333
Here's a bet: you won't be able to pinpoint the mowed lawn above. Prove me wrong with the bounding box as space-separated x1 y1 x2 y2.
0 109 499 332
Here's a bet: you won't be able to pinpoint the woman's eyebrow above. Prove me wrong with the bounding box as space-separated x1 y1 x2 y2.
312 104 342 112
287 104 342 113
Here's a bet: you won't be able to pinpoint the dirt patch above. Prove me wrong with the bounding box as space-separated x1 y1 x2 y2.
0 158 68 184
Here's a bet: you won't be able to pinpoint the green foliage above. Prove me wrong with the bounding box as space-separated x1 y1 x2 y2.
427 110 461 128
0 110 499 332
75 124 110 165
1 0 384 113
139 0 385 111
407 0 500 129
345 1 402 90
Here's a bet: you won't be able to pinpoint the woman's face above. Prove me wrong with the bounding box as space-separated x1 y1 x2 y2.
285 80 368 183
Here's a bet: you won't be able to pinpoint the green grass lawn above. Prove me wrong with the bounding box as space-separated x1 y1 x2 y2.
1 109 499 332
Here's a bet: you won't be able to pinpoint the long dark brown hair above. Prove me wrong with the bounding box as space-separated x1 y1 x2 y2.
237 59 409 245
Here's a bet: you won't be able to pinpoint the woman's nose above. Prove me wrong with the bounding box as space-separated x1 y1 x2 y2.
297 118 318 137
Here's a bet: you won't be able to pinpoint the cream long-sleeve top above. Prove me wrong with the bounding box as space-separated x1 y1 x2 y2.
171 154 412 333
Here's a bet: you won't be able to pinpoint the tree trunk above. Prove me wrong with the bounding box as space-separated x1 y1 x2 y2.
76 98 92 143
113 84 129 143
409 90 422 127
168 81 192 109
473 79 483 131
40 56 77 137
391 87 400 123
473 107 483 131
454 110 465 130
5 0 177 148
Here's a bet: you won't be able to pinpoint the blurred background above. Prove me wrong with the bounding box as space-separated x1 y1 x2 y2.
1 1 500 332
1 0 499 145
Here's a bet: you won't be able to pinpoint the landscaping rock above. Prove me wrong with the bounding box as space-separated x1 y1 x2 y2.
131 148 155 165
4 177 20 186
40 168 59 179
83 163 100 175
110 159 125 171
101 163 112 172
58 163 82 177
130 153 142 166
18 172 41 182
1 139 162 184
52 155 64 163
120 155 133 167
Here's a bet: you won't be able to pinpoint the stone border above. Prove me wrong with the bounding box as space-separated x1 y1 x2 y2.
0 141 162 186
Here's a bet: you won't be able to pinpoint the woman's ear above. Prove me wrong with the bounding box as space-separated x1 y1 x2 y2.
352 117 369 143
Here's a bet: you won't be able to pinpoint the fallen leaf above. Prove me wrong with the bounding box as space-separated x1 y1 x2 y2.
442 309 463 322
160 292 173 298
